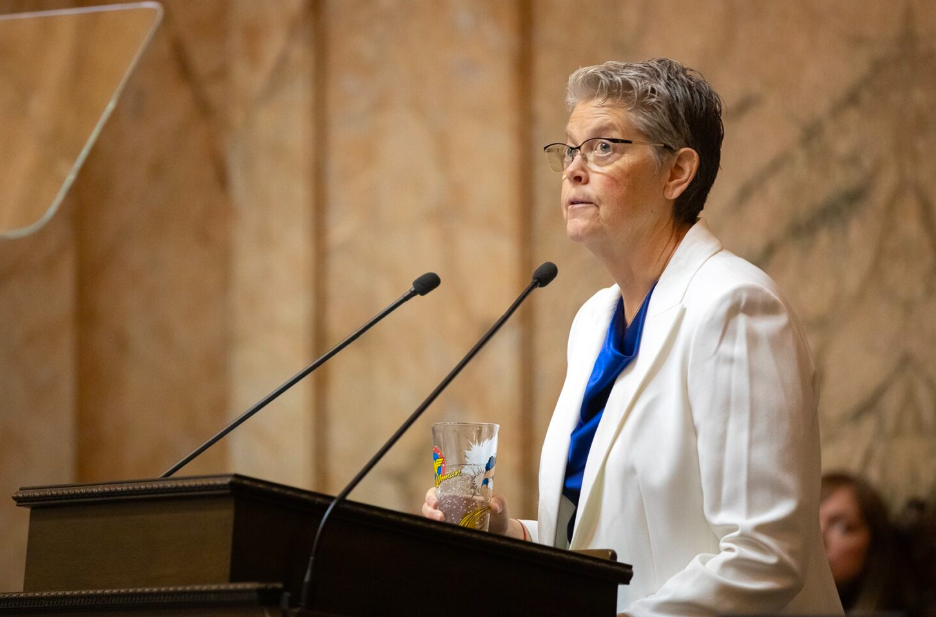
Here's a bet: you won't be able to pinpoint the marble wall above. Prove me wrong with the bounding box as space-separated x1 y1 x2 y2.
1 0 934 590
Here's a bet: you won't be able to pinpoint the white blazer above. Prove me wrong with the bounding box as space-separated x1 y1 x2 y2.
524 220 843 616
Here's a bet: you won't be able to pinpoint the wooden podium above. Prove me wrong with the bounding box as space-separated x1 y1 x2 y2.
0 475 631 616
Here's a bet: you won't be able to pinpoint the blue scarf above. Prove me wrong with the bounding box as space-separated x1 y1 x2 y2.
562 286 654 540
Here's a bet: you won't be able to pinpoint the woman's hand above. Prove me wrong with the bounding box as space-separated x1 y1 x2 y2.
422 487 526 540
421 487 445 522
488 494 510 535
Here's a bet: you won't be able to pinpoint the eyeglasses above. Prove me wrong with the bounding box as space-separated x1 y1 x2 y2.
543 137 673 173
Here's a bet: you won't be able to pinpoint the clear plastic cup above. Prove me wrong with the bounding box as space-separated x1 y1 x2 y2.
431 422 499 531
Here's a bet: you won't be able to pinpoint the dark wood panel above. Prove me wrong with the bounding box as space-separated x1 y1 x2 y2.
24 498 233 591
12 475 631 616
0 582 285 616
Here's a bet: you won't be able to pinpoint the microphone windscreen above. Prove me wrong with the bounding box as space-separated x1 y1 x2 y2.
532 262 558 287
412 272 441 296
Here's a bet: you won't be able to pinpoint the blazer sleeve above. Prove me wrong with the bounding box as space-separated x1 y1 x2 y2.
624 282 821 617
519 519 539 543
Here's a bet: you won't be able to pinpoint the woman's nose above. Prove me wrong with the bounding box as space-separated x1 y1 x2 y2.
564 152 589 183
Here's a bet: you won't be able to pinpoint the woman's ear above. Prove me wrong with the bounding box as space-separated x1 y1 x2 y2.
663 148 700 201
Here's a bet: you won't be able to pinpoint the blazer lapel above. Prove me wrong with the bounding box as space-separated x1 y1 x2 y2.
569 219 723 547
537 292 617 546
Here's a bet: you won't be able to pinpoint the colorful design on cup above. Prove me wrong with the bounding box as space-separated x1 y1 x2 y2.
464 437 498 490
433 446 445 482
434 447 462 488
459 505 491 529
481 455 496 487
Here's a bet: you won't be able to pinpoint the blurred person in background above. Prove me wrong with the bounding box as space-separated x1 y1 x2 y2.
820 472 909 613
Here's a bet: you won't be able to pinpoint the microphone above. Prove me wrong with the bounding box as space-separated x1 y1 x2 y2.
299 262 558 610
532 261 558 287
159 272 441 478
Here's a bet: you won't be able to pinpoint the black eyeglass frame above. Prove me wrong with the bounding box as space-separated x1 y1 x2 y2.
542 137 675 172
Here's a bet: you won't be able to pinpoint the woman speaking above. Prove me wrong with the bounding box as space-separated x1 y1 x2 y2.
425 58 843 616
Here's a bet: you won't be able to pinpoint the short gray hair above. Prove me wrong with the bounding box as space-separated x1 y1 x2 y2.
566 58 724 224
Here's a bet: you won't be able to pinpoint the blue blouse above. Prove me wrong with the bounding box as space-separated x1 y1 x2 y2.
562 285 654 540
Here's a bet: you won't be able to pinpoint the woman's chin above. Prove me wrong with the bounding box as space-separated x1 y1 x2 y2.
566 221 596 244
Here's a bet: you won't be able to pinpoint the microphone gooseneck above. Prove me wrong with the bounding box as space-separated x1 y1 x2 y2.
159 273 441 479
299 262 558 610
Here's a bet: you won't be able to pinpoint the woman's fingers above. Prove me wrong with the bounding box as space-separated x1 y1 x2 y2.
422 502 444 521
422 486 514 534
422 486 444 521
488 494 510 535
